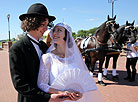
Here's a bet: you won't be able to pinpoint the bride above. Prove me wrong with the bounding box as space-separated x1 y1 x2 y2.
37 22 103 102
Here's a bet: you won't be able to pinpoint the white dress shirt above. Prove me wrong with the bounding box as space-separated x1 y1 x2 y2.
127 42 138 58
27 34 42 59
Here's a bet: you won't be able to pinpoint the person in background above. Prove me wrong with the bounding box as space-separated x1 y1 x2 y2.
9 3 70 102
124 41 138 82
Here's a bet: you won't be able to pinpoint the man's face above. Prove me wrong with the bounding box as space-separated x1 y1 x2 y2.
35 18 49 40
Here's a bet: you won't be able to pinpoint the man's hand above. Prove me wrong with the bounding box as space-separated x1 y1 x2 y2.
49 94 70 102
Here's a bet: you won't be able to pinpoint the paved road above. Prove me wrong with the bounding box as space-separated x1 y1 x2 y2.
0 50 17 102
0 49 138 102
94 56 138 102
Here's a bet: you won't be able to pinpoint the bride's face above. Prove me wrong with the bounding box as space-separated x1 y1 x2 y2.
52 26 66 45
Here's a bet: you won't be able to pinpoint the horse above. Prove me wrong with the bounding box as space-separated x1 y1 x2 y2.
103 21 138 81
75 15 119 86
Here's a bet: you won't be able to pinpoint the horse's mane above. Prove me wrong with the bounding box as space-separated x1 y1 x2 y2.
117 24 126 34
95 22 106 35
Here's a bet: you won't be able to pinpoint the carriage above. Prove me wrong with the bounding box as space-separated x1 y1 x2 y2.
75 16 137 86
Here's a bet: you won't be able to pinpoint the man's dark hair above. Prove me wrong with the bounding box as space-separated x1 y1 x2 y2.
21 16 46 32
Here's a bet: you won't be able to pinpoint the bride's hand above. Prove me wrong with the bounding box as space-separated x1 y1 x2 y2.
65 90 83 101
49 88 82 101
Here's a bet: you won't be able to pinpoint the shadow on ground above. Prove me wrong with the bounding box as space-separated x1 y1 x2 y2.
93 70 138 86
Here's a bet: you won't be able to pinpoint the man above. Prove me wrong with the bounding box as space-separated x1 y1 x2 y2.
9 3 69 102
124 41 138 82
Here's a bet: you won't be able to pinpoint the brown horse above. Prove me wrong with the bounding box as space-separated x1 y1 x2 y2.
75 15 119 86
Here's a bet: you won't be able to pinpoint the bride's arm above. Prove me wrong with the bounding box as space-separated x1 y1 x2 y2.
37 54 51 93
49 88 64 94
37 54 65 94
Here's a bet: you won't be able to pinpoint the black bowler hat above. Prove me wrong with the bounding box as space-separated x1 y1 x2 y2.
19 3 56 22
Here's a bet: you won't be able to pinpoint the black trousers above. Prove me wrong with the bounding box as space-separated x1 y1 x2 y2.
126 57 138 79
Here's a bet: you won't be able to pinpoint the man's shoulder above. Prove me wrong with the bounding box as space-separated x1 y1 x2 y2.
10 36 28 50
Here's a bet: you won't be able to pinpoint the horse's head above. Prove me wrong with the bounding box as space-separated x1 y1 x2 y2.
95 15 119 44
106 15 119 34
123 21 137 43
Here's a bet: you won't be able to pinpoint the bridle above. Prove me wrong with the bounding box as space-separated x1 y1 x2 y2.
106 20 118 34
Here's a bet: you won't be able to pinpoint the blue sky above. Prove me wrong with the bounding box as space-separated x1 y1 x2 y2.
0 0 138 40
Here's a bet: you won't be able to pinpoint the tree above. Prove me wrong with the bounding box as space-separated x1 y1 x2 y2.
72 32 77 39
75 27 98 38
76 30 87 38
87 27 98 36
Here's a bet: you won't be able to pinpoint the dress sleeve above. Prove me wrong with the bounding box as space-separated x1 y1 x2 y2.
37 54 51 93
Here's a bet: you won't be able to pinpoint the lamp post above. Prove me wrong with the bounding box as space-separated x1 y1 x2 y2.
108 0 117 18
7 14 11 41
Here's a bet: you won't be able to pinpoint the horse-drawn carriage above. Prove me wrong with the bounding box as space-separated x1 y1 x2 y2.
75 15 137 86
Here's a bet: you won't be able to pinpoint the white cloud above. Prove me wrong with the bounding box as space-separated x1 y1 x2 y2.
87 18 99 22
62 8 67 11
89 19 95 21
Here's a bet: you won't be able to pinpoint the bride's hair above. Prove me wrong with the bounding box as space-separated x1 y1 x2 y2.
65 30 73 48
63 29 68 41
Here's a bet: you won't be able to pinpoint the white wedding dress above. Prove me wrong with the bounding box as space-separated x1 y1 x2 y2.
37 52 103 102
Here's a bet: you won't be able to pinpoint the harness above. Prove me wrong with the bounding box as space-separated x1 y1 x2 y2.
81 19 119 54
81 36 108 55
92 36 107 46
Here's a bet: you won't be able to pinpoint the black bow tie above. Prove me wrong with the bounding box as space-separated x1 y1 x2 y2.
27 36 44 54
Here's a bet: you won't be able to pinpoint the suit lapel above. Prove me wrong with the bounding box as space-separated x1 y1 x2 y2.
23 35 40 62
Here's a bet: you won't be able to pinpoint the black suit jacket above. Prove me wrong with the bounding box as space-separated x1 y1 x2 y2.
9 35 50 102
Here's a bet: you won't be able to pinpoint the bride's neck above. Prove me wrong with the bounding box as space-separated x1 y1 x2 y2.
52 43 66 58
56 43 66 55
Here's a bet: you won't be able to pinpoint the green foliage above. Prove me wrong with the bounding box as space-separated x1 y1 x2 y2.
75 27 98 38
12 40 16 44
77 30 87 38
0 38 16 47
88 27 98 35
72 32 77 39
43 35 47 40
0 42 1 46
11 38 16 41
